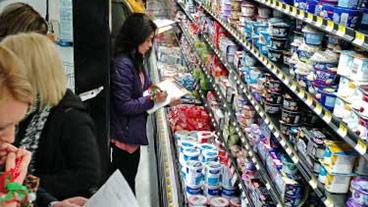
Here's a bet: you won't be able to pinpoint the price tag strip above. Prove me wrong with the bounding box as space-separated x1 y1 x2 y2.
353 31 366 46
326 20 335 32
337 123 348 137
355 139 367 155
314 103 322 115
337 25 346 37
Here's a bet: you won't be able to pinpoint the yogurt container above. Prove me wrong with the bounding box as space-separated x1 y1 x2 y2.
205 162 222 186
197 131 215 143
310 50 339 71
270 22 289 37
221 165 233 188
203 150 219 163
283 93 299 111
333 6 360 28
347 198 365 207
184 148 200 162
221 186 237 199
186 160 203 186
351 54 368 82
324 168 353 194
258 6 271 18
333 96 352 119
264 102 281 114
360 8 368 30
209 197 230 207
241 3 256 17
321 4 336 20
338 0 359 9
281 108 302 125
268 48 284 63
295 0 307 10
315 86 338 112
303 25 324 46
313 68 339 86
350 177 368 206
323 140 358 174
264 90 282 105
337 51 357 77
229 197 241 207
186 183 202 196
270 36 288 50
355 156 368 176
188 195 208 207
306 0 319 14
204 185 221 197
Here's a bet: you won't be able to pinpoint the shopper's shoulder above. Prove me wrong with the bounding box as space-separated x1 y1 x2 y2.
53 90 92 122
113 54 134 67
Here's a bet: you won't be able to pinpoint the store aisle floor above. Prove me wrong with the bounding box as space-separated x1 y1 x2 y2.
136 115 159 207
136 147 152 206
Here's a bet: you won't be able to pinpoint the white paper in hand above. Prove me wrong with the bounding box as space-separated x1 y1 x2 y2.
144 79 188 114
84 170 139 207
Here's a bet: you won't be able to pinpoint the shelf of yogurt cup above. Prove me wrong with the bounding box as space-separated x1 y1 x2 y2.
193 0 368 161
198 71 285 206
175 0 195 22
198 27 347 206
190 37 289 206
197 88 258 207
202 23 368 206
251 0 368 50
180 23 287 206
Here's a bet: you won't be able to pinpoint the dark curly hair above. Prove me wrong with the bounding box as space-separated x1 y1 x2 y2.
114 13 157 71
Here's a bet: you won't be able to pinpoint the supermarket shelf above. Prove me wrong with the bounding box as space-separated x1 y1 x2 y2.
180 33 255 206
253 0 368 50
175 0 195 22
200 32 337 207
180 23 284 207
197 89 255 207
194 0 368 161
149 52 181 207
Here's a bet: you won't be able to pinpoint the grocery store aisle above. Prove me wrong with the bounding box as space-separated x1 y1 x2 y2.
136 116 159 207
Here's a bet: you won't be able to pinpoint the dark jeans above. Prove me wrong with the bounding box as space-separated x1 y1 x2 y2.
110 145 141 195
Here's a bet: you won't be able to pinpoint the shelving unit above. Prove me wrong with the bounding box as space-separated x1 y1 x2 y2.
197 88 255 207
149 52 182 207
193 0 368 162
252 0 368 50
179 21 284 207
200 32 337 207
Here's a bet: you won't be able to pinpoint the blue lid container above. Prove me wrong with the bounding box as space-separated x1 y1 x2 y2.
282 0 294 5
338 0 359 9
295 0 307 10
360 8 368 30
321 4 336 20
333 6 360 28
306 0 320 14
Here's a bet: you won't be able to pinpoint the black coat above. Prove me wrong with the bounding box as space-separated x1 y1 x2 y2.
16 89 101 201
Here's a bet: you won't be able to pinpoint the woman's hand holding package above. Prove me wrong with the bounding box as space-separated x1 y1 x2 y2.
150 85 168 103
0 143 32 184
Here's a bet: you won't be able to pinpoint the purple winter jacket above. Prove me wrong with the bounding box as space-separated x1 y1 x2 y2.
110 54 154 145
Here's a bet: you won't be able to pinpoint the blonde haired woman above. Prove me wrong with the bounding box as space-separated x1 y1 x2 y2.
0 46 33 207
1 33 101 203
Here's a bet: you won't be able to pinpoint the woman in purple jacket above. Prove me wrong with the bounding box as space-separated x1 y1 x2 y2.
110 13 165 194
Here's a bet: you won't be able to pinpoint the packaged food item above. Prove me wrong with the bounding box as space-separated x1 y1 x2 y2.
188 195 208 207
323 140 358 174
